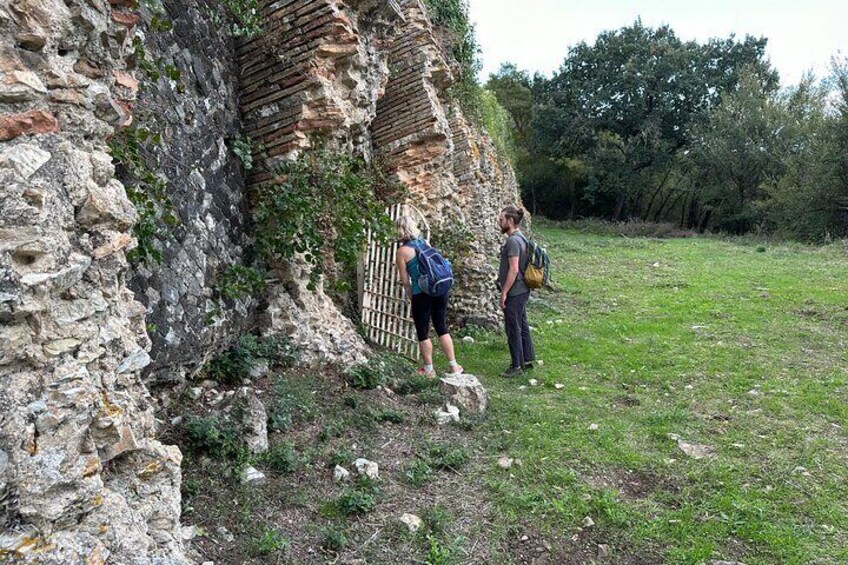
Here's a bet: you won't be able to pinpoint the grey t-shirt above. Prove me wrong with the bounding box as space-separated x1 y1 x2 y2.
498 231 529 296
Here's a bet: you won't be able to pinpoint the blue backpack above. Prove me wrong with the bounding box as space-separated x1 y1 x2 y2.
408 239 454 297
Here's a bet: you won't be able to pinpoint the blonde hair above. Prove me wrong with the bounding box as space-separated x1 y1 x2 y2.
395 215 420 242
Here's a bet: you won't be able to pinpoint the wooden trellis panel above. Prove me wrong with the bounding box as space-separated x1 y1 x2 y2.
360 204 430 360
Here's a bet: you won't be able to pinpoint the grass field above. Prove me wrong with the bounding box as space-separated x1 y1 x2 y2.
459 225 848 564
179 225 848 564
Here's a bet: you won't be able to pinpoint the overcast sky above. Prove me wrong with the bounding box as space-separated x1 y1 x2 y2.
468 0 847 87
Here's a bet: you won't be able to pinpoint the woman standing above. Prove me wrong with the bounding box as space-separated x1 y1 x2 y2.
394 216 463 377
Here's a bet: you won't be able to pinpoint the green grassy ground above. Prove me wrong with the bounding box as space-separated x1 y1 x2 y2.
179 225 847 564
457 226 848 564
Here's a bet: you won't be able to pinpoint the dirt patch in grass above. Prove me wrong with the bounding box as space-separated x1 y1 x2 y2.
497 521 663 565
583 468 684 503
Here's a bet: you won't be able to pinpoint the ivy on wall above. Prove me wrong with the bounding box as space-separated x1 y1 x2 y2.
252 147 406 289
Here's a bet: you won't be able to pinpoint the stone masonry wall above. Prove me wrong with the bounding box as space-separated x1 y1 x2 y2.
237 0 522 351
126 1 258 388
372 0 521 328
0 1 185 563
237 0 404 364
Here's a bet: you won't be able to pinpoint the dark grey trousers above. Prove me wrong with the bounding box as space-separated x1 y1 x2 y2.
504 291 535 368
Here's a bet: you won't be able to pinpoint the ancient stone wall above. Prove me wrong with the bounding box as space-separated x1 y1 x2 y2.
371 0 520 327
126 1 258 388
0 0 185 562
237 0 404 364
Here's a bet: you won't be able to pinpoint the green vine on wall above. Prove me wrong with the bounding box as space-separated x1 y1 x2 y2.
252 147 406 289
107 6 187 266
108 127 179 265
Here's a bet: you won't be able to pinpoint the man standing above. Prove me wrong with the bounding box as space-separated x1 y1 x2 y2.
497 205 535 377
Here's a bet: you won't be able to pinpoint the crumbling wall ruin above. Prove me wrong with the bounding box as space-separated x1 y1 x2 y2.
0 0 184 562
0 0 522 561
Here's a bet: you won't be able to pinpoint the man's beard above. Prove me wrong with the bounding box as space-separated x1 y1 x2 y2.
500 223 510 234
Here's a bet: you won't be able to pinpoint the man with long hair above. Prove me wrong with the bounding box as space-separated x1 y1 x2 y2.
497 206 535 377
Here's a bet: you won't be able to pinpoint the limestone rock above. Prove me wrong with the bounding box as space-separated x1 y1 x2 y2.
241 466 266 484
439 374 488 414
333 465 350 482
0 143 51 179
219 389 268 455
497 456 514 470
433 403 460 425
668 433 715 459
400 513 422 533
354 458 379 480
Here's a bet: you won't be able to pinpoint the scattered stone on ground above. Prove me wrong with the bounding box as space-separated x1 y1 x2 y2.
528 379 539 387
240 466 266 484
216 526 234 543
582 516 595 528
439 374 488 414
462 336 475 344
333 465 350 482
598 543 611 559
354 458 379 479
497 456 514 469
434 403 460 425
555 383 565 389
399 513 422 533
588 423 599 431
668 433 715 459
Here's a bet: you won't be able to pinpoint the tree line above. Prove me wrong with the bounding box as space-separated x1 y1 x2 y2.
486 20 848 241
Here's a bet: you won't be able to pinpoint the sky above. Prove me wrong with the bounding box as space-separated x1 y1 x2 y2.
468 0 848 87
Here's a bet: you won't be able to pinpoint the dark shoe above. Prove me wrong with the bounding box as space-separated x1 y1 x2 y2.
501 366 523 378
523 362 534 371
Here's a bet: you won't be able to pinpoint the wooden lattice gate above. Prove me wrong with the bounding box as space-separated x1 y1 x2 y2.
359 204 430 360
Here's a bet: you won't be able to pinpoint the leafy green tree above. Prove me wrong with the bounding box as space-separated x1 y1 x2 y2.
528 20 776 221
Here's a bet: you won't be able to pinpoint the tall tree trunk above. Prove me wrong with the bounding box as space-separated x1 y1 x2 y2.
613 191 626 221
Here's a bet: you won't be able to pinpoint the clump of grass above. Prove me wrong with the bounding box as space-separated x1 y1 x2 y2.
393 373 438 395
345 352 415 389
336 488 376 516
320 525 348 552
426 442 469 471
327 447 355 468
267 375 316 432
403 458 434 486
263 442 298 474
251 527 289 556
422 505 451 535
371 407 405 424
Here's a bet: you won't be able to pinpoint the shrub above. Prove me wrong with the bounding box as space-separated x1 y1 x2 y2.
393 373 438 396
263 442 298 474
266 376 316 432
371 407 405 424
426 443 469 471
327 447 355 469
205 344 253 385
346 352 416 390
182 415 250 470
251 527 289 556
336 489 376 516
320 526 348 552
403 458 434 487
422 505 451 535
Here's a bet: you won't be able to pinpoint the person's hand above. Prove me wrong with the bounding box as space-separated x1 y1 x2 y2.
500 293 507 310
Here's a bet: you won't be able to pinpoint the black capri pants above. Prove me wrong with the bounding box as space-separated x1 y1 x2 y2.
410 292 449 342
